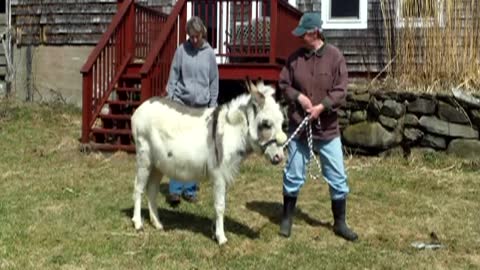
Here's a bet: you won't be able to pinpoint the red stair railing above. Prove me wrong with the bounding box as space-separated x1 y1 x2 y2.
81 0 169 144
134 5 169 60
80 0 136 144
140 0 188 100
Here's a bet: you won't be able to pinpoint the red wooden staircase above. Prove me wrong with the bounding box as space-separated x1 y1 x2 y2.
80 0 302 152
90 62 143 152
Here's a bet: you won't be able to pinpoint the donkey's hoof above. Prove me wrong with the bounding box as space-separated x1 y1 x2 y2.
216 235 228 245
132 219 144 231
151 221 164 230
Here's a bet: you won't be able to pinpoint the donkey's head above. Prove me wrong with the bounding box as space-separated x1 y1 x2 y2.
244 79 286 165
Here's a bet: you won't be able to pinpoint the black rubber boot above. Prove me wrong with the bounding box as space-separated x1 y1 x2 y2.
279 196 297 237
331 199 358 241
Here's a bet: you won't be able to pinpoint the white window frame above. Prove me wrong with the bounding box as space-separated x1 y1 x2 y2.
321 0 368 29
396 0 445 28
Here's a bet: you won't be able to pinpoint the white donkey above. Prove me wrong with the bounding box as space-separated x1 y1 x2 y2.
131 80 287 245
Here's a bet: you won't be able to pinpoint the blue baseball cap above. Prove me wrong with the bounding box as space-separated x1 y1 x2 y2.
292 12 323 37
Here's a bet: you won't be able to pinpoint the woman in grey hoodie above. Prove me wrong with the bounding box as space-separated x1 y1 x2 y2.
166 16 219 206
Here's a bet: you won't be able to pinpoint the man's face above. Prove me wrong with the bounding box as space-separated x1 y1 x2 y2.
189 32 204 48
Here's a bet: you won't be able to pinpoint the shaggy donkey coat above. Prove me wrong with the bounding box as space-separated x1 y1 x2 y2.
131 81 287 245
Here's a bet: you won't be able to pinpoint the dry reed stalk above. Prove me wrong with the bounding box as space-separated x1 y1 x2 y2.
379 0 480 93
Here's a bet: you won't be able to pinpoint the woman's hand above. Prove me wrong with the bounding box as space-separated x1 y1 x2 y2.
307 104 325 120
297 94 313 111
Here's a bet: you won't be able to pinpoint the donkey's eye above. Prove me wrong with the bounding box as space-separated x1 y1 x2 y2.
258 120 273 140
258 120 272 130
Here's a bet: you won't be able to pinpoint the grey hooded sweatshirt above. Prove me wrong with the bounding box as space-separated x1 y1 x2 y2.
166 40 219 108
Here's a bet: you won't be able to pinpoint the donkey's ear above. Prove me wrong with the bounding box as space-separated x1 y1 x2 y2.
245 78 256 93
258 80 275 97
246 79 266 106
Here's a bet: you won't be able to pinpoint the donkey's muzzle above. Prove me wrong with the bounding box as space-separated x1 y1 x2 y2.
272 153 283 165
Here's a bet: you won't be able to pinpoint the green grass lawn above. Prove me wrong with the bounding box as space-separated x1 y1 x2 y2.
1 101 479 269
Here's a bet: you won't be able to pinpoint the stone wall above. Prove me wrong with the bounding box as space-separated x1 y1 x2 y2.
339 89 480 158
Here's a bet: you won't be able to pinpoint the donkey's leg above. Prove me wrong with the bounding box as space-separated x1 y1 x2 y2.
147 170 164 230
213 177 228 245
132 142 151 231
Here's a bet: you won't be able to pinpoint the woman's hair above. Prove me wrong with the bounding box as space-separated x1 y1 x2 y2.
186 16 207 36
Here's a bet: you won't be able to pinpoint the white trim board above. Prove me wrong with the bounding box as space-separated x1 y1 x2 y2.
320 0 368 29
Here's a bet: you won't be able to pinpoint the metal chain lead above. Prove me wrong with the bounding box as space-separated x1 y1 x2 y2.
282 115 323 180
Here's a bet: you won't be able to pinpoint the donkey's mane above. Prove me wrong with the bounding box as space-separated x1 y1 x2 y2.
223 93 252 111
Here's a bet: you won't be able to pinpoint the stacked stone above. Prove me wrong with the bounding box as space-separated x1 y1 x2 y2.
339 89 480 158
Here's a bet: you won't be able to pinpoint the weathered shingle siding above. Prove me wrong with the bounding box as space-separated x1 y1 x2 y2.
448 1 479 46
317 0 479 74
0 14 7 77
12 0 118 45
322 0 387 74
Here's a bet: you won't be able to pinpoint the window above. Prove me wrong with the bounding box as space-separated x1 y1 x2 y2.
396 0 444 27
321 0 368 29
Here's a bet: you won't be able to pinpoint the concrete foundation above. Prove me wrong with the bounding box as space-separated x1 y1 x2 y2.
12 46 94 108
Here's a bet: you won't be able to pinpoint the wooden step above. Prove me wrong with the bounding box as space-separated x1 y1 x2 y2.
92 128 132 135
125 63 142 74
105 100 141 106
132 58 145 64
116 86 141 93
99 114 131 120
121 73 141 80
89 143 136 153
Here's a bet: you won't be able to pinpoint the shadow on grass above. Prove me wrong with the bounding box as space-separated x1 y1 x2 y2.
245 201 331 229
122 183 260 242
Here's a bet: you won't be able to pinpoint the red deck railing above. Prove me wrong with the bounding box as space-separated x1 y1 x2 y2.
134 5 169 59
187 0 302 64
138 0 302 97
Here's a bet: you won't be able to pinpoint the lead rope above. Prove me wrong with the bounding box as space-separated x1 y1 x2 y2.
282 115 323 180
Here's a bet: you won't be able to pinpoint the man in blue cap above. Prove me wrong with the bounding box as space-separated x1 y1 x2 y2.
278 12 358 241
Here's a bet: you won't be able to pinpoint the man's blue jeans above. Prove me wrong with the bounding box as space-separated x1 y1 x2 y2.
283 136 349 200
169 179 198 197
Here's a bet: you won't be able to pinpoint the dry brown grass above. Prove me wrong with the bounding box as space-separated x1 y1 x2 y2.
0 101 479 269
380 0 480 93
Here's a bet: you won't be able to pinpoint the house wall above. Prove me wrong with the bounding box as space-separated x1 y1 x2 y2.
9 0 119 105
301 0 479 76
0 13 7 95
296 0 387 75
12 46 92 107
325 0 387 74
12 0 118 45
8 0 176 106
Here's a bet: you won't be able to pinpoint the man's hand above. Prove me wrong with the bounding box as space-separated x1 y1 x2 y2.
297 94 313 111
307 104 325 120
